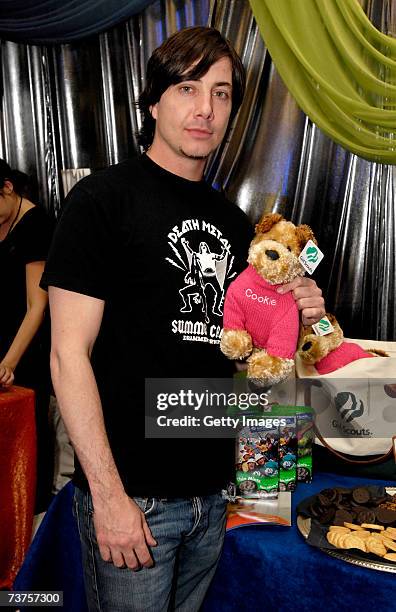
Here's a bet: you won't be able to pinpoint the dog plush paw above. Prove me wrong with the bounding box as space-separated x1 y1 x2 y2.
220 329 252 360
246 349 294 387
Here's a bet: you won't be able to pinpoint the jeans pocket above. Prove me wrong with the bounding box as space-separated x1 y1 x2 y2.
83 490 157 519
133 496 156 516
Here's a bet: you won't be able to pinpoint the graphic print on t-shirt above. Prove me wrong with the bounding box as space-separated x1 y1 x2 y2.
166 218 237 344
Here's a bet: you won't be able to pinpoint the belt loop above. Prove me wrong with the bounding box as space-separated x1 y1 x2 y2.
185 496 202 537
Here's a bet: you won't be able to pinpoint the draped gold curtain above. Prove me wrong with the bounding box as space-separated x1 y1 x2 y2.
249 0 396 163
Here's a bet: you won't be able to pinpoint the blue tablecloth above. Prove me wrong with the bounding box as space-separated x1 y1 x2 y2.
14 483 87 612
202 472 396 612
15 473 396 612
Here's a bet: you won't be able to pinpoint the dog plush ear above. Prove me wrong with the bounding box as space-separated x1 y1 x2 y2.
298 322 313 344
296 224 317 250
255 213 283 235
326 313 337 324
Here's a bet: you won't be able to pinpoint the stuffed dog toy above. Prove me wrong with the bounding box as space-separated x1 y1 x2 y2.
298 313 388 374
220 213 317 386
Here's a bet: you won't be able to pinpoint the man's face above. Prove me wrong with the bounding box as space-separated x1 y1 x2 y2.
150 56 233 162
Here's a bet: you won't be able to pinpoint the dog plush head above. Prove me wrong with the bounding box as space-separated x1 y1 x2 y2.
298 313 343 365
248 213 317 284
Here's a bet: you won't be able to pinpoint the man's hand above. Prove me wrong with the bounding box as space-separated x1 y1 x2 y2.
277 277 325 326
93 492 157 571
0 362 14 387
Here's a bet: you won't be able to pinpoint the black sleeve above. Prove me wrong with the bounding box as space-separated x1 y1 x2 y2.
20 207 54 264
40 182 117 300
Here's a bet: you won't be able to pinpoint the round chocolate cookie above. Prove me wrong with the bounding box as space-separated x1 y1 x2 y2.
352 487 370 504
376 507 396 525
334 509 353 526
320 488 338 503
317 493 333 507
318 507 336 525
351 503 370 512
357 509 376 524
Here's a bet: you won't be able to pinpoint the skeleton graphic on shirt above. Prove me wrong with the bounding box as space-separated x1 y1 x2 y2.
178 238 228 323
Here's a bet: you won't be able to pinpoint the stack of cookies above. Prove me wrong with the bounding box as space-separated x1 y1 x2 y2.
303 485 396 563
308 486 396 527
326 523 396 562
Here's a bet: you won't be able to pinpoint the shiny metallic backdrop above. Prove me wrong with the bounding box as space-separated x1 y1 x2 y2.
0 0 394 340
210 0 396 341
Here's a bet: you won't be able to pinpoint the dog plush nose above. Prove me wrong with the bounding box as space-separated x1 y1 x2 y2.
265 249 279 261
302 342 312 351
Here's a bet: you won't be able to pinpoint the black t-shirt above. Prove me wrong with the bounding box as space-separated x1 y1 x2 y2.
0 206 53 389
42 154 253 497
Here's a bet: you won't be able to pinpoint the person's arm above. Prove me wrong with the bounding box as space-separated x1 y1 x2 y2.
49 286 156 570
276 277 325 326
0 261 48 387
213 246 227 261
181 237 193 254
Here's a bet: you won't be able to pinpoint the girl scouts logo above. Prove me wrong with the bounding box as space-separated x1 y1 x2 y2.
335 392 364 423
312 316 334 336
318 319 330 332
298 239 324 274
306 245 319 263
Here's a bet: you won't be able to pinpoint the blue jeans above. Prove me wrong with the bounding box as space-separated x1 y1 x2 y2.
73 486 226 611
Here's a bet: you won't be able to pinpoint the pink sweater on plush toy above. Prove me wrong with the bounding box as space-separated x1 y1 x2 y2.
298 313 387 374
223 264 299 360
315 342 374 375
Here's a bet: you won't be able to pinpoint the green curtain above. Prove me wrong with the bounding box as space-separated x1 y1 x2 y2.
249 0 396 164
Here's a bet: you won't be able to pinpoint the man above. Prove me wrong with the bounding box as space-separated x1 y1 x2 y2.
42 27 324 611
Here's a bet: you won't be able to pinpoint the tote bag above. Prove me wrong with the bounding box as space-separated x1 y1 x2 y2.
295 339 396 463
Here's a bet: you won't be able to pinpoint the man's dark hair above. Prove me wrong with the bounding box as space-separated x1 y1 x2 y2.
138 26 246 150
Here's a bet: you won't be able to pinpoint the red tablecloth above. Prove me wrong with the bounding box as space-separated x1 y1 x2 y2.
0 386 36 590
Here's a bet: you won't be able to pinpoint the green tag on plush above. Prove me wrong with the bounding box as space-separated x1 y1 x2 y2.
312 316 334 336
299 240 324 274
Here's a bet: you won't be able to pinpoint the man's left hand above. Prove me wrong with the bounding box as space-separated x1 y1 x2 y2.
277 277 325 326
